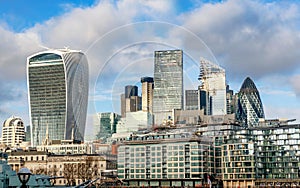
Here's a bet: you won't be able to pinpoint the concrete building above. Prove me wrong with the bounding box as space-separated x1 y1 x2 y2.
118 131 214 187
116 111 153 134
7 150 117 186
27 49 89 146
141 77 154 113
153 50 183 126
36 140 93 155
2 116 25 147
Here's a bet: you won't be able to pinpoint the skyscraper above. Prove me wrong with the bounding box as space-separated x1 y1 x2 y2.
153 50 183 125
27 49 89 146
199 58 226 115
94 112 121 142
121 85 141 117
141 77 154 113
2 116 25 147
236 77 265 127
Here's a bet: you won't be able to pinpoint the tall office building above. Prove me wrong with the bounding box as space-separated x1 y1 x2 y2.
1 116 25 147
94 112 121 142
27 49 89 146
125 85 138 98
120 94 126 117
141 77 154 113
121 85 141 117
236 77 265 127
199 58 226 115
226 85 236 114
153 50 183 125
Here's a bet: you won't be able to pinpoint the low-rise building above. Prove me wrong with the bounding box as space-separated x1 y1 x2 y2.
7 150 117 186
118 131 214 187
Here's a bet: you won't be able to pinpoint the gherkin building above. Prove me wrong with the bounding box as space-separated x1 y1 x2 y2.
236 77 265 127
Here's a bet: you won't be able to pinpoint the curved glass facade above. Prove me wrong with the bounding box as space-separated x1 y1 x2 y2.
27 49 89 146
236 77 264 127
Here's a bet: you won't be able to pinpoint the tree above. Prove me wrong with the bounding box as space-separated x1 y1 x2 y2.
35 166 47 175
64 163 76 186
47 165 59 185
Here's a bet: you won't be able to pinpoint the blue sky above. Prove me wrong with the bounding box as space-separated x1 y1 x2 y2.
0 0 300 139
0 0 96 31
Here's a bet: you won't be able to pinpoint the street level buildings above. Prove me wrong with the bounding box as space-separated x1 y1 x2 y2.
118 131 214 187
7 151 116 186
27 49 89 146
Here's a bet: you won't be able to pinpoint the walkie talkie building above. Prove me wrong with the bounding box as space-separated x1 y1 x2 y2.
27 49 89 146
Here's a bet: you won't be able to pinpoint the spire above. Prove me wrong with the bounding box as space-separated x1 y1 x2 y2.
42 122 50 146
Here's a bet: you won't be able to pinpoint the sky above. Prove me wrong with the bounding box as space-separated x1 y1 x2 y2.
0 0 300 139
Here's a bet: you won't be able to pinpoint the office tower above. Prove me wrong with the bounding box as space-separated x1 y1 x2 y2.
226 85 235 114
120 94 126 117
141 77 154 113
153 50 183 125
236 77 265 127
1 116 25 147
94 112 121 142
27 49 89 146
120 85 141 117
198 58 226 115
125 85 138 98
126 95 141 112
185 90 199 110
25 125 31 142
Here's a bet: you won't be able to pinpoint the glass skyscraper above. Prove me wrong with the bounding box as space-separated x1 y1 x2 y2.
153 50 183 125
27 49 89 146
199 58 226 115
236 77 265 127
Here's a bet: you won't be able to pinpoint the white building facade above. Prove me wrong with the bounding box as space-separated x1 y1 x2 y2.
1 116 25 147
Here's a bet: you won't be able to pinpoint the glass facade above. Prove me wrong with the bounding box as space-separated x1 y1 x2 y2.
27 49 89 146
185 90 199 110
199 58 226 115
252 125 300 180
153 50 183 125
94 112 121 142
118 133 214 187
117 121 300 187
236 77 265 127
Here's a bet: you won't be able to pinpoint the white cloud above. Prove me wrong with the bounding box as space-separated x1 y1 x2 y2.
181 0 300 80
290 75 300 97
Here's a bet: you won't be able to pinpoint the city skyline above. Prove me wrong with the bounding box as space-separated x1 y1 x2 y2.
0 0 300 138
